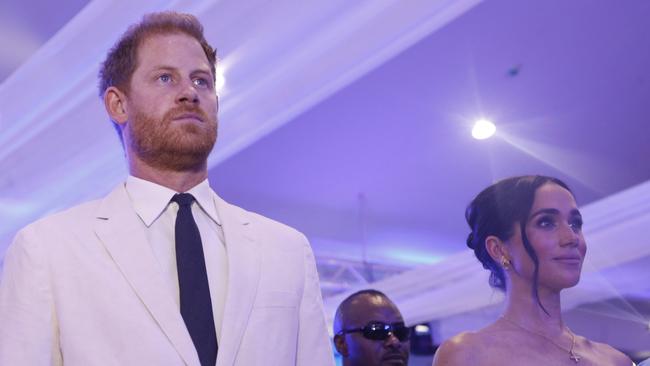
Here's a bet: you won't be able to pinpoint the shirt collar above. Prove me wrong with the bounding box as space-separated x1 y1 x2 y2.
125 175 221 227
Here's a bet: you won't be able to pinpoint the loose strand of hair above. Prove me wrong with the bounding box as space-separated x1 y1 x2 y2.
520 221 549 316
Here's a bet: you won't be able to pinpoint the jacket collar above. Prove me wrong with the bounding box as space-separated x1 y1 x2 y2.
94 183 201 366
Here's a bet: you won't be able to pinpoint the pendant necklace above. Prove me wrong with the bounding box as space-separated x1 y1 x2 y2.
501 316 581 364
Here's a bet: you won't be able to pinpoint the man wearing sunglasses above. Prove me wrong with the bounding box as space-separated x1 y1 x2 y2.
334 289 410 366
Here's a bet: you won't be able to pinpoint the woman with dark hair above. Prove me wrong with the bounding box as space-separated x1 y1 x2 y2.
432 175 633 366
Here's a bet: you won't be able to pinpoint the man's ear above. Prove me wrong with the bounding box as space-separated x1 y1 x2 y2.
333 334 349 357
104 86 129 126
485 235 510 267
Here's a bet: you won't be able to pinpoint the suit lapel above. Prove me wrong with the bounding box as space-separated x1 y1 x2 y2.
94 184 200 366
213 194 261 366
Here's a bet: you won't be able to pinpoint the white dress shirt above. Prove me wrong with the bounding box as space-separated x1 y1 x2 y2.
125 175 228 342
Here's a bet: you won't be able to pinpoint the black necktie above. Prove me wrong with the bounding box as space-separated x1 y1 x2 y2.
172 193 217 366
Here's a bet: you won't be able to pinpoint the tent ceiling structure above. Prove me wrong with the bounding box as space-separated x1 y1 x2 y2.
1 0 649 355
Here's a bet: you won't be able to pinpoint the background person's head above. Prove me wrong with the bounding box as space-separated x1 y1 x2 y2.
99 12 218 172
465 175 586 309
334 289 410 366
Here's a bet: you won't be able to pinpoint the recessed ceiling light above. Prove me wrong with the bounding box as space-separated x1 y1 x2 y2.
472 119 496 140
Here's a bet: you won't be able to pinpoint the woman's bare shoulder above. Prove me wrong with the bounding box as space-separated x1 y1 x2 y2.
432 327 502 366
432 331 481 365
583 337 633 366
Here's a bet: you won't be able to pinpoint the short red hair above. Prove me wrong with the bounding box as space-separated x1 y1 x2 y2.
98 11 217 97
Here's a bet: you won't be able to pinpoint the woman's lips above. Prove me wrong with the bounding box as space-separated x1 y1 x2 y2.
553 255 582 264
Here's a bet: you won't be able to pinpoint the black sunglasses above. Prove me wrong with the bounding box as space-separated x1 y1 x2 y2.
337 321 410 342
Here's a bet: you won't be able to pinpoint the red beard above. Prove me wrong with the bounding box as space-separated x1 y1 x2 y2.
127 105 218 172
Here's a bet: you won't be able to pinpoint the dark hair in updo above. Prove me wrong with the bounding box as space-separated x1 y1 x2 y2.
465 175 573 309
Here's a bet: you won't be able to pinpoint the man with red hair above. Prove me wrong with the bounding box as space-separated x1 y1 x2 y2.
0 12 334 366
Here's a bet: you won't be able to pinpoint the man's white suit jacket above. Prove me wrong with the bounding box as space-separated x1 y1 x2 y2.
0 183 335 366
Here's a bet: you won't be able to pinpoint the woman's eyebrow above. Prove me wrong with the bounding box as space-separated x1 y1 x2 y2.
529 208 559 217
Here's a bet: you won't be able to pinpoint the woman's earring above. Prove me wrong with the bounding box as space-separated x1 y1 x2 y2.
501 257 511 270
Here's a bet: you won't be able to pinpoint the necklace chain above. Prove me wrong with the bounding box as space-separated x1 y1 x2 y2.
501 316 581 364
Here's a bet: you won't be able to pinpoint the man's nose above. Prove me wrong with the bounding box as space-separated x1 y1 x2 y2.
384 333 402 348
177 80 199 104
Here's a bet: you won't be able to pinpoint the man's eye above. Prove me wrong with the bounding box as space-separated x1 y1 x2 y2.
159 74 172 83
193 78 210 88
